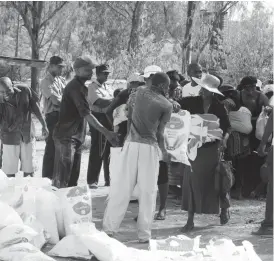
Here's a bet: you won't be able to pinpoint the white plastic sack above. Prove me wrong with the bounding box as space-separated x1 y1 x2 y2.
0 184 36 220
163 110 191 165
0 170 8 192
23 215 50 250
0 243 55 261
48 235 92 260
35 188 60 244
229 107 253 134
0 224 38 249
0 201 23 230
113 104 128 127
57 186 92 236
70 222 98 236
8 177 52 189
256 108 270 141
79 231 128 261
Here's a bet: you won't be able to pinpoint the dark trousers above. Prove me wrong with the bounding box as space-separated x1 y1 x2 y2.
42 111 59 179
262 147 273 228
87 125 110 185
52 138 82 188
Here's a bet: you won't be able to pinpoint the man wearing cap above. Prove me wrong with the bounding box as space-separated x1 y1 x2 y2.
52 57 118 189
0 77 48 177
40 56 66 179
87 64 113 188
103 72 173 243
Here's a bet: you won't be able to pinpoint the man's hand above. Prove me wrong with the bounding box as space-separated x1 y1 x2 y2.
257 143 268 157
42 126 49 138
105 131 120 147
171 100 181 113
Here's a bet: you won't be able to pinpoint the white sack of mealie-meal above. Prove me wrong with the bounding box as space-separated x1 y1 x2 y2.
163 110 191 165
57 186 92 236
229 106 253 134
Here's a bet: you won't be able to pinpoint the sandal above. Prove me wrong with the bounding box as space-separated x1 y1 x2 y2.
154 209 166 220
220 209 230 225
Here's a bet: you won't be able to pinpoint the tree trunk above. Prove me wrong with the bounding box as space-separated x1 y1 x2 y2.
31 24 40 93
181 1 197 75
15 14 20 57
127 1 145 53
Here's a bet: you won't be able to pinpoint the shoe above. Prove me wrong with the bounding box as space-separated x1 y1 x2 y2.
89 183 98 189
105 181 110 187
220 208 230 225
154 209 166 220
252 227 273 236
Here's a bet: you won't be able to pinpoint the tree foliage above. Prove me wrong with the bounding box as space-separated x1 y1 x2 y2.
0 1 272 88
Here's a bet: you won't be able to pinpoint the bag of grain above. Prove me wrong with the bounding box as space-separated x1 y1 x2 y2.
163 110 191 165
229 107 253 134
0 201 23 230
256 108 270 141
57 186 92 236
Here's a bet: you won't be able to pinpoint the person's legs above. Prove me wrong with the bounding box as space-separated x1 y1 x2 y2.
155 161 169 220
2 144 20 177
103 141 111 186
20 140 35 177
137 144 159 242
52 138 76 188
220 193 231 225
253 147 273 236
42 111 59 179
103 142 138 235
68 141 82 187
87 126 103 187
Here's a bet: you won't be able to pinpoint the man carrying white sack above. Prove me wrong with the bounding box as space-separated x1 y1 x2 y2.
103 72 173 243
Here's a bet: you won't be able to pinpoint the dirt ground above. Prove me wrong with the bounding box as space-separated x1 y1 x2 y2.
32 139 273 261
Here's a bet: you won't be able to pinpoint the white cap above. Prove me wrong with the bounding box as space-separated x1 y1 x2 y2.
263 84 274 94
127 73 144 83
143 65 162 78
256 79 262 90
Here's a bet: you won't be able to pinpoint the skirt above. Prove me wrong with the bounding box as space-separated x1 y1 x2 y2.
182 142 220 214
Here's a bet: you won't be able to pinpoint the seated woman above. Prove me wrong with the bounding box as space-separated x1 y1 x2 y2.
181 74 231 232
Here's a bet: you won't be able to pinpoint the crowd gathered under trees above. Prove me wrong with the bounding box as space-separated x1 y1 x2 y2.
0 0 272 245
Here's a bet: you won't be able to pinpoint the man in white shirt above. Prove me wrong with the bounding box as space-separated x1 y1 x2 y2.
87 64 113 188
182 63 203 97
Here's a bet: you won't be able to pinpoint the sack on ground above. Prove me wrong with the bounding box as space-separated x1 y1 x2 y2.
0 201 23 230
58 186 92 236
229 107 253 134
79 231 128 261
0 224 37 249
48 235 92 260
0 243 55 261
35 188 60 244
164 110 191 165
23 215 50 250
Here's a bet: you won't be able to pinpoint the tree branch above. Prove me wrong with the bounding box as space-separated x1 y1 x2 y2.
163 3 180 42
40 2 68 29
105 2 131 21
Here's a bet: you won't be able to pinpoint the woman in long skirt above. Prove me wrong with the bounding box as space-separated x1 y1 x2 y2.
181 74 231 232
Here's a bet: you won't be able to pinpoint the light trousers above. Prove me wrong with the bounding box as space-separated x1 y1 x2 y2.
103 141 160 240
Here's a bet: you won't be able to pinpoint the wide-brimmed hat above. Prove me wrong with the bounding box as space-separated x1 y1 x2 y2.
192 74 224 96
127 73 145 83
143 65 162 78
219 84 237 93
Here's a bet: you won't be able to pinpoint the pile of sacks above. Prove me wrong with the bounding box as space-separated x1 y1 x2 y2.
0 170 94 260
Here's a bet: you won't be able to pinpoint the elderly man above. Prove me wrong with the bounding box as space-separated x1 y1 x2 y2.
87 64 113 188
52 56 118 189
40 56 66 179
0 77 48 177
103 72 172 243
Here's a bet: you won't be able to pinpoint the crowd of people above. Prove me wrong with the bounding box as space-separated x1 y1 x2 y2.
0 55 272 243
